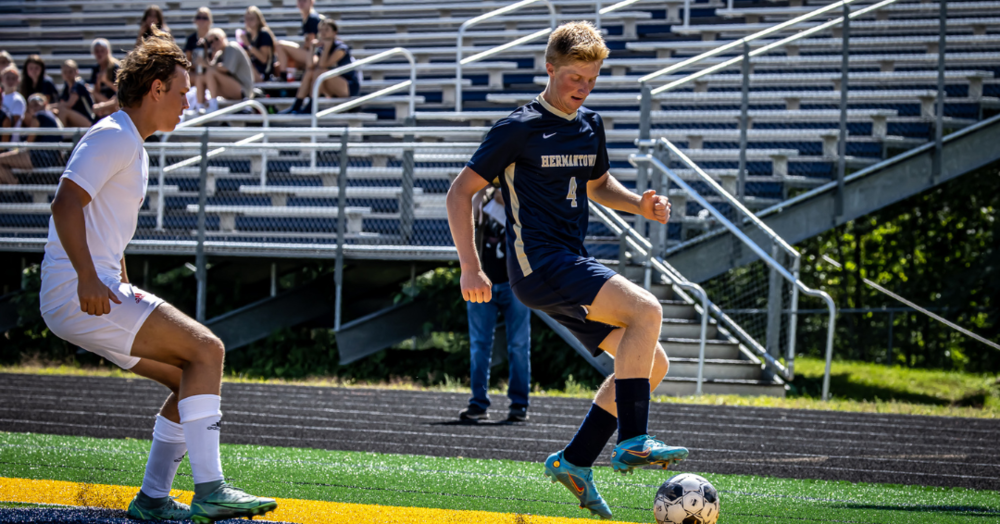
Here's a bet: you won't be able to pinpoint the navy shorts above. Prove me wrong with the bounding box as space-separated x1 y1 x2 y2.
29 149 63 169
511 252 620 357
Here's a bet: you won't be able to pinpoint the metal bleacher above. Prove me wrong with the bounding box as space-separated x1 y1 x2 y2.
2 0 999 396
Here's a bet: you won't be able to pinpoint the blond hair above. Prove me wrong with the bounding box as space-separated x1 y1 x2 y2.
544 21 609 68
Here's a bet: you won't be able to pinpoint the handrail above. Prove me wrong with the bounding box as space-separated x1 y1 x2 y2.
632 144 838 396
588 202 712 395
156 100 269 229
455 0 556 111
641 138 798 260
310 47 417 167
640 0 899 95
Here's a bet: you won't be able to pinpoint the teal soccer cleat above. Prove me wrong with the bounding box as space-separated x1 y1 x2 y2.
189 482 278 523
610 434 689 474
544 450 613 520
126 493 190 521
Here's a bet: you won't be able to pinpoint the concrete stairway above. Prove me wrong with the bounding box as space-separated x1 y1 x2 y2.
621 264 787 397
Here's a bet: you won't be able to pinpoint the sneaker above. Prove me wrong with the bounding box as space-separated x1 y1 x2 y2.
610 434 689 474
189 482 277 523
459 404 488 421
126 493 190 521
544 450 612 520
507 405 528 422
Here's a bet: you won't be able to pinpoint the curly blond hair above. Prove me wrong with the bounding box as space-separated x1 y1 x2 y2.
116 26 190 108
544 21 609 68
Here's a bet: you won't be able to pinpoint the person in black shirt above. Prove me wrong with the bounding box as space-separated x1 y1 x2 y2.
275 0 322 80
54 60 95 127
136 4 171 48
89 38 120 118
183 7 212 82
0 94 64 184
19 55 59 104
280 19 357 114
458 184 533 423
241 6 276 82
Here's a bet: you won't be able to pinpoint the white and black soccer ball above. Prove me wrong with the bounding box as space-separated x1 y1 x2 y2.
653 473 720 524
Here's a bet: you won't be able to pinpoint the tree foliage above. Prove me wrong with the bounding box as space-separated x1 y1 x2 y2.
793 163 999 372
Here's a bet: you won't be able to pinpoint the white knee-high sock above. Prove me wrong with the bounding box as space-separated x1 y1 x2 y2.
140 415 188 499
177 394 224 485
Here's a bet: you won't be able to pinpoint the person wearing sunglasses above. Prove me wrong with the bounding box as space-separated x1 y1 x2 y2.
182 7 213 111
193 28 254 111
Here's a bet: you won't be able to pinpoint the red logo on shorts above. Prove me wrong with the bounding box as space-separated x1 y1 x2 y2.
134 292 144 304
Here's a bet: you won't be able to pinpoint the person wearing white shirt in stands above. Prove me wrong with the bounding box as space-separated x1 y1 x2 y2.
1 66 26 141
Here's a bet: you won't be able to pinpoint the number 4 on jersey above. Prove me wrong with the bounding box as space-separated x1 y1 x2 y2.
567 177 578 208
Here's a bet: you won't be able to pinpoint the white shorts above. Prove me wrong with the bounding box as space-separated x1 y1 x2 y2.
41 282 164 370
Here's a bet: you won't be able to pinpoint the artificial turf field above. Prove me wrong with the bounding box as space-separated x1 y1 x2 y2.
1 373 999 523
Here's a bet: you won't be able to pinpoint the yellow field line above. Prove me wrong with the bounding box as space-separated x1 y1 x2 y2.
0 476 629 523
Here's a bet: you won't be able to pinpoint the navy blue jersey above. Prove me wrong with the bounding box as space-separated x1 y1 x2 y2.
468 96 610 285
301 11 321 36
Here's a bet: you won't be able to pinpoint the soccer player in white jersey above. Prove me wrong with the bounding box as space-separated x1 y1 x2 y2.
447 22 688 519
40 27 277 522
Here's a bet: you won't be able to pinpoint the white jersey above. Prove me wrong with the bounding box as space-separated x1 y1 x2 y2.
40 110 149 314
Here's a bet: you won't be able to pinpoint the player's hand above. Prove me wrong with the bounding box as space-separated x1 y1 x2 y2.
460 268 492 303
78 276 121 316
639 189 671 224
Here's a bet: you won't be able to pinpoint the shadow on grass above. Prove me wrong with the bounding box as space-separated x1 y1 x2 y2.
836 504 1000 516
791 372 950 405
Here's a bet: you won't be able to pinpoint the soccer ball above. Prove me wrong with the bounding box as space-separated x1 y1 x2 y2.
653 473 720 524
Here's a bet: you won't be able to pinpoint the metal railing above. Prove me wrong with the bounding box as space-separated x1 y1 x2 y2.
157 100 269 229
588 202 713 395
310 47 417 167
455 0 647 111
455 0 556 112
631 138 839 399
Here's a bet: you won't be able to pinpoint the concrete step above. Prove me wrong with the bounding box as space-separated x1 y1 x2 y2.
668 358 763 381
661 318 718 340
648 283 674 301
654 377 786 397
661 337 741 360
661 299 696 320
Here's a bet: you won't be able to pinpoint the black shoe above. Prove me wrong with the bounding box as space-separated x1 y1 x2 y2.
508 405 528 422
459 404 488 421
278 98 303 115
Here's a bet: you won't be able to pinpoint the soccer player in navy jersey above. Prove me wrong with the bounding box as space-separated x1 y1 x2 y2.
446 22 688 520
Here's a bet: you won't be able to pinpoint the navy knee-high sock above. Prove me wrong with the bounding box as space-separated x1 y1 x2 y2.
615 378 650 443
562 404 617 468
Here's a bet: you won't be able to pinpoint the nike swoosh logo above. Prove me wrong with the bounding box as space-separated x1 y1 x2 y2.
543 133 556 139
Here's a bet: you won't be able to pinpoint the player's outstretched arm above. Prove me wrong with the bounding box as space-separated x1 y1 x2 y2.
446 166 493 303
50 179 122 316
588 172 671 224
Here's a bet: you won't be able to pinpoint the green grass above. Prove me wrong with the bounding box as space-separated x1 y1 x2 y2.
3 358 999 419
2 432 998 523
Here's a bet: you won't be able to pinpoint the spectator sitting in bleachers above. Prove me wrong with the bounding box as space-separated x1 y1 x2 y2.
0 106 10 144
89 39 120 118
184 7 213 100
0 51 12 73
280 19 358 114
194 28 254 112
2 66 25 134
19 55 59 104
53 60 95 127
241 6 277 82
0 94 63 184
274 0 322 81
136 5 171 47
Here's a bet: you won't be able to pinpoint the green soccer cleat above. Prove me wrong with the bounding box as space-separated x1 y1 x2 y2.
189 482 278 523
544 450 613 520
610 434 689 474
126 493 191 521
